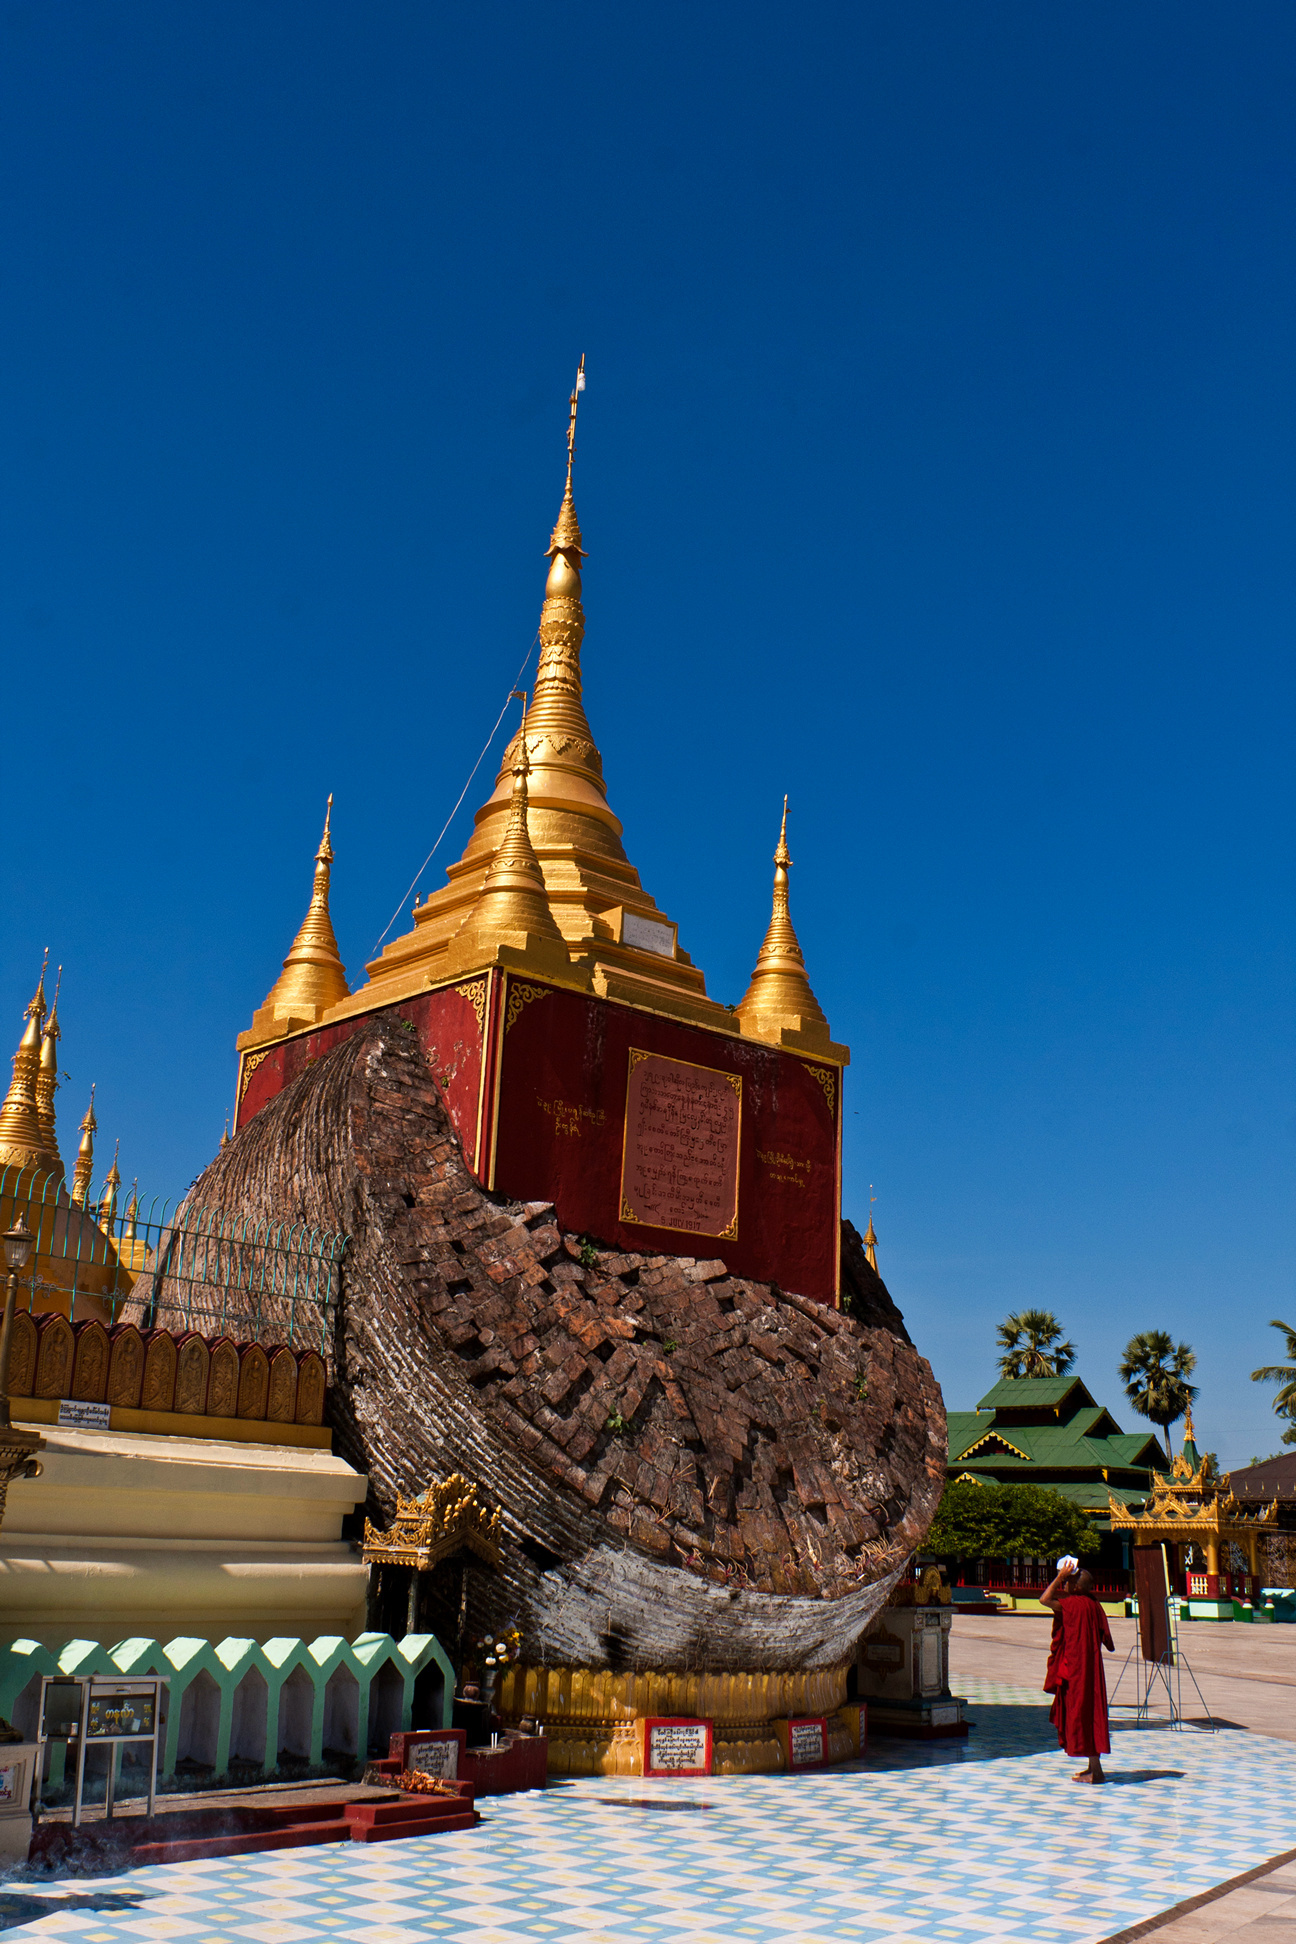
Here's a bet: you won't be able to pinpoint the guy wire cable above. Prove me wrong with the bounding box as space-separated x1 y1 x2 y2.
370 634 539 956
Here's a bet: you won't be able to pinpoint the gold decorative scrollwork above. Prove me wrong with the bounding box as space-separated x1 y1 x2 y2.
457 979 488 1038
505 981 552 1034
239 1049 272 1102
805 1064 836 1115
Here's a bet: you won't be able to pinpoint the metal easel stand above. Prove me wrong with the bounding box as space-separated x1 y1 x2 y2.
1109 1599 1215 1732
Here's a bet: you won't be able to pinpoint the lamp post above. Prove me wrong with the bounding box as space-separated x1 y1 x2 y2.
0 1223 42 1518
0 1223 33 1431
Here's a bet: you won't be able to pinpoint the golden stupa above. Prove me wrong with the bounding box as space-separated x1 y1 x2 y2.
240 364 847 1069
0 965 135 1324
239 797 351 1048
736 798 845 1057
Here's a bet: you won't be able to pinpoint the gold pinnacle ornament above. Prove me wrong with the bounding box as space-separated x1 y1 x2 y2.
0 955 49 1174
34 965 63 1181
248 796 351 1033
70 1085 97 1206
735 800 832 1049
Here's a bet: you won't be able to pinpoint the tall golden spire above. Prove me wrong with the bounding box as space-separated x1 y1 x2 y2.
358 361 724 1030
0 955 50 1175
70 1085 97 1206
247 797 351 1036
478 353 622 861
34 965 63 1181
735 800 834 1050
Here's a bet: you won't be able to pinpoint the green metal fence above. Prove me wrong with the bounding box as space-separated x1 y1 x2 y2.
0 1165 347 1356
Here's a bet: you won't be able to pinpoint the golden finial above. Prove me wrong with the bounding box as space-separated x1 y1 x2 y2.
1184 1402 1195 1443
70 1085 97 1206
249 796 351 1033
98 1139 121 1225
453 695 566 952
0 956 53 1174
123 1182 139 1242
863 1187 878 1270
220 1118 231 1150
735 798 832 1048
34 965 63 1181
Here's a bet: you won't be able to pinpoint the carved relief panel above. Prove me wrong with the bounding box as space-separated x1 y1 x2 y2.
141 1331 178 1413
237 1344 270 1419
107 1325 145 1409
206 1338 239 1417
8 1313 36 1400
174 1334 210 1416
71 1321 111 1402
295 1351 326 1425
34 1315 75 1399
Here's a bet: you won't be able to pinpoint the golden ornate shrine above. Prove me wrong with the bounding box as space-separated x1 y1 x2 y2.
361 1474 502 1574
1108 1416 1278 1593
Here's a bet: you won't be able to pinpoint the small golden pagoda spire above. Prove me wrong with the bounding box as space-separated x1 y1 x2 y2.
249 797 351 1034
98 1140 121 1225
0 955 50 1175
863 1216 878 1272
34 965 63 1181
70 1085 97 1206
220 1119 231 1150
735 800 833 1049
450 706 569 960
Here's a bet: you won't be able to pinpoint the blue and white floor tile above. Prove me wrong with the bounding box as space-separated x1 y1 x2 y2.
1 1683 1292 1943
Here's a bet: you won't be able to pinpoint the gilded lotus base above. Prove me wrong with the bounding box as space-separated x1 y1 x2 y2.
499 1661 858 1777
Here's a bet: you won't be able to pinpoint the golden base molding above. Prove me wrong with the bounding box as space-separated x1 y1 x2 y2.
11 1396 332 1449
498 1661 856 1777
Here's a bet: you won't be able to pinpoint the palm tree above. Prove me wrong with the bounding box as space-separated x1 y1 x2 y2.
1251 1320 1296 1449
1119 1331 1198 1460
996 1309 1076 1380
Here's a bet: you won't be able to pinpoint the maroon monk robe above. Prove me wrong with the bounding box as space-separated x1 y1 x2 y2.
1043 1592 1114 1757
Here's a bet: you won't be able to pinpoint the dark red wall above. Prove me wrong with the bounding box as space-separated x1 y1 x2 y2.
490 976 840 1300
236 969 842 1300
236 978 490 1172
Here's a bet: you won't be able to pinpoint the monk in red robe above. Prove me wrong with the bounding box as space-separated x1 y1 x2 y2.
1041 1563 1114 1782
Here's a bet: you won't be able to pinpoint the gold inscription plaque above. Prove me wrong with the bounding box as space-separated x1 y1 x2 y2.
619 1049 741 1240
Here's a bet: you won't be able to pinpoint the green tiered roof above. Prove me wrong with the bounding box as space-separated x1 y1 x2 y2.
947 1376 1164 1523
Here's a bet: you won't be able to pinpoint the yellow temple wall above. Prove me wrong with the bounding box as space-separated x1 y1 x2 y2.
0 1421 369 1647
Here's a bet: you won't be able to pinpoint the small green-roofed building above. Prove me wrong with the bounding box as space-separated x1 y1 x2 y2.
947 1376 1163 1526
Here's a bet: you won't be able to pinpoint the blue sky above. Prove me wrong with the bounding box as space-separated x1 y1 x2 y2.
1 2 1291 1464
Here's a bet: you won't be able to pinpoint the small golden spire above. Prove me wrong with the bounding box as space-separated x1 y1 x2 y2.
864 1187 878 1270
34 965 63 1181
123 1183 139 1243
98 1139 121 1225
220 1119 231 1150
0 955 51 1174
452 709 567 951
70 1085 97 1206
1184 1402 1195 1443
251 796 351 1032
735 799 832 1048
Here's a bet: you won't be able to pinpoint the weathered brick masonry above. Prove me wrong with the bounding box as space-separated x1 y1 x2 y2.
181 1027 945 1671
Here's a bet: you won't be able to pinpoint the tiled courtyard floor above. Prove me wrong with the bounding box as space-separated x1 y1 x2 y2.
1 1681 1293 1943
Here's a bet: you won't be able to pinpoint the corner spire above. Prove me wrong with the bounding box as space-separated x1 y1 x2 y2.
98 1139 121 1225
0 956 52 1175
247 796 351 1038
863 1199 878 1272
34 964 63 1181
450 702 569 960
735 799 833 1050
70 1085 97 1206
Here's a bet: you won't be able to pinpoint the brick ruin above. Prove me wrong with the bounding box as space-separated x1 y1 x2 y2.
175 1022 945 1683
